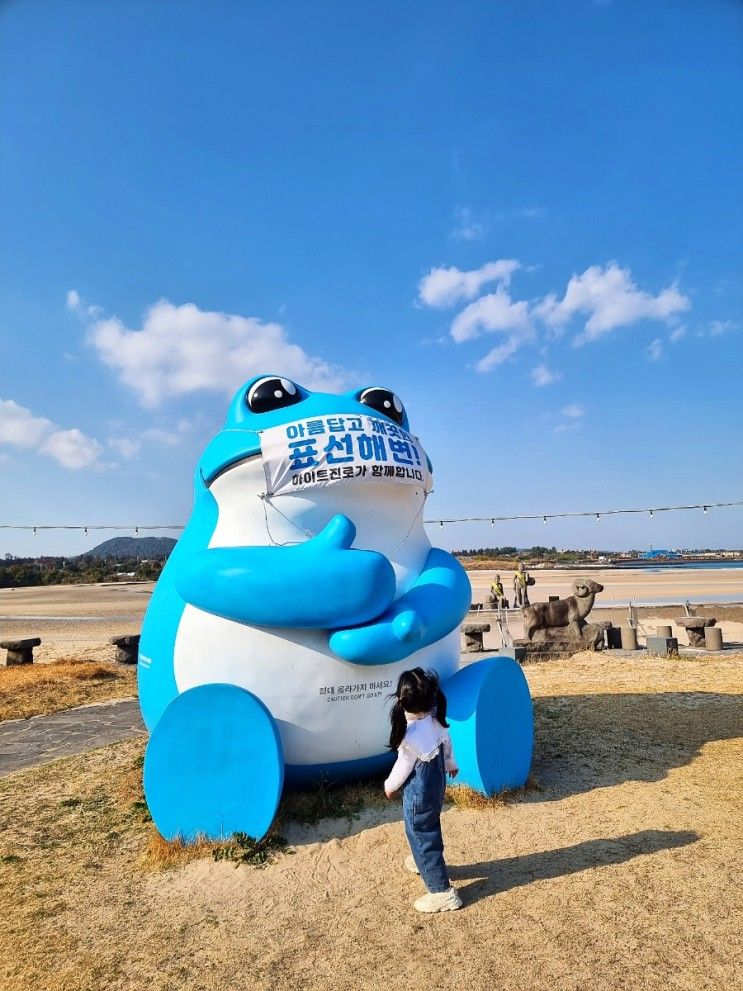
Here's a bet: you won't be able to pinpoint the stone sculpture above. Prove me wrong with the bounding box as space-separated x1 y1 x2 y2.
488 573 508 609
513 562 535 607
522 578 605 648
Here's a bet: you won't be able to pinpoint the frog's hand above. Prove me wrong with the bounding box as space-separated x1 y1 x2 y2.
443 658 533 795
328 547 471 665
174 514 396 629
144 684 283 842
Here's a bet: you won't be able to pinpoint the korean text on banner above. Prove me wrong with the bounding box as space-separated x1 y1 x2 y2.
260 413 432 496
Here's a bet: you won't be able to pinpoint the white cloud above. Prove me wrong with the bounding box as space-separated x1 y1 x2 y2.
553 403 584 434
450 289 532 343
669 326 686 343
66 289 81 312
646 338 664 362
530 363 562 387
450 207 487 242
475 336 525 372
40 429 102 469
418 260 520 309
108 422 189 460
535 263 690 345
88 300 349 408
108 437 141 459
708 319 735 337
0 399 52 447
0 399 101 469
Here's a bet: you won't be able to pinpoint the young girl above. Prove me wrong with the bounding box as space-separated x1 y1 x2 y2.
384 668 463 913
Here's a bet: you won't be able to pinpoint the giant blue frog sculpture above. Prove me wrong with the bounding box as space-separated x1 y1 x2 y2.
139 375 533 841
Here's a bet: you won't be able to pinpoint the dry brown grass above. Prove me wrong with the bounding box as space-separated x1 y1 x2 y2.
446 771 542 810
0 658 137 722
1 653 741 991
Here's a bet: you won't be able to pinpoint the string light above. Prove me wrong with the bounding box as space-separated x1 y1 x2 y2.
423 499 741 527
0 500 739 534
649 510 654 518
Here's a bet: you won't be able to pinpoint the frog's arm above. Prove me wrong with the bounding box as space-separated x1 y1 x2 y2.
174 515 396 629
328 548 471 665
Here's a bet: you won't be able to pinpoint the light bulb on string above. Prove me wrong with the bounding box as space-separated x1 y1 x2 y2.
439 521 444 528
135 527 139 536
33 527 37 536
703 506 708 515
595 513 600 523
649 510 654 519
490 519 495 527
543 516 548 526
84 527 88 535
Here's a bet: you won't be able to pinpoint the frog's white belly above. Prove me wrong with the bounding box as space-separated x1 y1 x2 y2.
172 455 457 766
174 615 458 765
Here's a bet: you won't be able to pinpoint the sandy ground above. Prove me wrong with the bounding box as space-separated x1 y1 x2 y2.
0 583 152 664
0 651 741 991
469 565 743 607
1 568 742 663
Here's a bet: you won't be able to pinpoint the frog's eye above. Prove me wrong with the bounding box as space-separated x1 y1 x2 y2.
246 377 303 414
358 387 405 426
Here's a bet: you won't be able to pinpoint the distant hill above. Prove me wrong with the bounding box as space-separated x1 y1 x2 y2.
80 536 178 560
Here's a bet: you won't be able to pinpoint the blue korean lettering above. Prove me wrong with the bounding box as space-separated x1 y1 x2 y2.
356 433 388 462
389 439 420 466
288 439 319 470
324 433 354 464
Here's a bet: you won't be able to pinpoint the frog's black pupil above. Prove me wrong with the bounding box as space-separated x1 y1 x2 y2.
247 378 302 414
359 388 404 425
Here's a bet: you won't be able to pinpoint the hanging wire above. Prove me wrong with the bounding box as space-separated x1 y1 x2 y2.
0 499 739 532
424 499 742 526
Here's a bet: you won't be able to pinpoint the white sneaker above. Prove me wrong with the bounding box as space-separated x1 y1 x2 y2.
414 887 463 913
404 854 420 874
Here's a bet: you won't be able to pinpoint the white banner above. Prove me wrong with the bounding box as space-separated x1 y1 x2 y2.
260 413 432 496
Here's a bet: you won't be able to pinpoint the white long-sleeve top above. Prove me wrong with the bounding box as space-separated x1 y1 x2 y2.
384 712 458 795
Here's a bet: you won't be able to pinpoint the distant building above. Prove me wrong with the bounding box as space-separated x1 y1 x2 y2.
639 549 681 560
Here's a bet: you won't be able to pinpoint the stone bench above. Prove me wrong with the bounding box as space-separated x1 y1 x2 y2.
110 635 141 665
0 637 41 666
675 616 716 647
463 623 491 653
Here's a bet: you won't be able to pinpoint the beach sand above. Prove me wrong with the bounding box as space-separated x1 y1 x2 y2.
1 568 742 663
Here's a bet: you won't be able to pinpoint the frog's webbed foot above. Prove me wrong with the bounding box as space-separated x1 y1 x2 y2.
144 684 283 841
443 658 533 795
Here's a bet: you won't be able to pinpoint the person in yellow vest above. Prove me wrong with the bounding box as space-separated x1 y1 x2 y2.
489 574 507 609
513 562 532 608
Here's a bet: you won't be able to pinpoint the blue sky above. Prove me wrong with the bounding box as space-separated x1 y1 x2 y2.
1 0 741 556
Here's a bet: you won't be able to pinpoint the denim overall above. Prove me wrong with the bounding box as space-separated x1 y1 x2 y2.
401 745 450 893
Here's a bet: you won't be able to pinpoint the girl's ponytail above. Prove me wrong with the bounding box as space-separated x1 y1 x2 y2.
434 685 449 728
388 698 408 751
